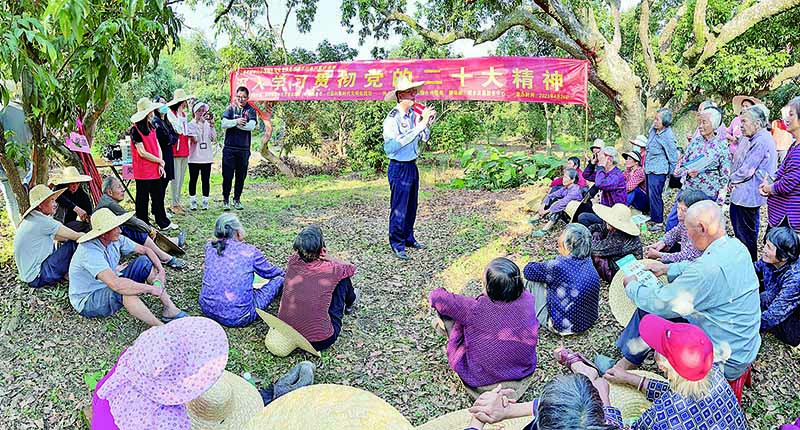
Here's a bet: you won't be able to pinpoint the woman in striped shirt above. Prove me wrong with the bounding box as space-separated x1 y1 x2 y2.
761 97 800 230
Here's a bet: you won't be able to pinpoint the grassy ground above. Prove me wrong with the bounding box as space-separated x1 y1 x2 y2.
1 166 799 429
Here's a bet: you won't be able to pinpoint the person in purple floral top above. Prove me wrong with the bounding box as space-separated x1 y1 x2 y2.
665 107 731 231
429 257 538 389
531 169 583 236
645 189 710 264
579 147 627 227
200 214 284 327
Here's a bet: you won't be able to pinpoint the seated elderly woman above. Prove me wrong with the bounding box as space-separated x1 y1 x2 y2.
644 188 710 264
589 203 642 282
53 166 94 232
531 169 583 236
523 224 600 335
278 225 360 351
623 150 648 213
465 315 747 430
756 226 800 347
200 214 285 327
429 257 538 391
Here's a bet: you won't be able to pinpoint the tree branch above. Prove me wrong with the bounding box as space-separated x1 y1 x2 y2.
214 0 236 24
659 2 688 53
609 0 622 52
639 0 659 84
768 63 800 90
683 0 709 59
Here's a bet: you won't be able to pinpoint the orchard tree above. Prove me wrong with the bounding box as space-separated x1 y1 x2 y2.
340 0 800 139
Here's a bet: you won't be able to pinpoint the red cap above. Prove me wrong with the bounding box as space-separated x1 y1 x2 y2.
639 314 714 381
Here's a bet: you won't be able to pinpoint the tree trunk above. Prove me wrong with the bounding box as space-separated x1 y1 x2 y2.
543 103 552 155
258 129 294 178
0 123 31 216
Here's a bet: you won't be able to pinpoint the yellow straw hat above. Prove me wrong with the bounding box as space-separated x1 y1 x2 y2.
416 409 530 430
565 200 581 219
245 384 414 430
131 97 164 123
168 88 196 106
154 230 186 256
609 258 667 327
20 184 66 221
78 208 134 243
384 76 426 102
594 203 640 236
187 371 263 430
608 370 666 422
590 138 605 150
53 166 91 185
462 372 536 401
255 309 321 358
732 95 763 115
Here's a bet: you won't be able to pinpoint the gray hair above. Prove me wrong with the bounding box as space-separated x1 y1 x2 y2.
788 97 800 119
536 374 613 430
699 107 722 129
742 105 770 128
101 176 119 194
561 223 592 259
211 213 244 255
656 108 673 127
698 100 718 111
563 168 579 183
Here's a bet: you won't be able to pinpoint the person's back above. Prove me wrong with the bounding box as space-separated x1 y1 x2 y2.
201 240 260 321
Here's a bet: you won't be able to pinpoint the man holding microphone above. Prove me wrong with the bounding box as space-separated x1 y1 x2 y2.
383 77 436 260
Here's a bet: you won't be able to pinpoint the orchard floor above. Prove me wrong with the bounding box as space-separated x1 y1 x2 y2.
1 166 799 429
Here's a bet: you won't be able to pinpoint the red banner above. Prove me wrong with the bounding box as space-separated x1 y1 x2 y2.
230 56 589 106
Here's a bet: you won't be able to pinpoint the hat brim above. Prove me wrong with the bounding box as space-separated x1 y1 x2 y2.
53 175 92 185
78 212 135 243
20 188 66 222
594 204 640 236
608 370 666 422
256 309 321 357
416 409 531 430
383 81 426 102
733 95 763 115
565 200 581 219
622 152 641 164
154 231 185 256
167 94 196 106
629 138 647 148
130 102 164 123
609 258 666 327
187 371 263 430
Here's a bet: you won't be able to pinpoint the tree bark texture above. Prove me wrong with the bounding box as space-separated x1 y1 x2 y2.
0 122 31 216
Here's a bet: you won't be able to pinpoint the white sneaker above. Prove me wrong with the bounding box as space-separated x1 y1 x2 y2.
201 200 209 210
164 223 180 230
190 200 197 211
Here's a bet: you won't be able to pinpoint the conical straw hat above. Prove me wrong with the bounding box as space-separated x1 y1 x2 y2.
245 384 413 430
416 409 530 430
78 208 134 243
20 185 66 222
255 309 320 357
609 258 667 327
608 370 666 422
462 372 536 401
594 203 640 236
187 371 263 430
53 166 91 185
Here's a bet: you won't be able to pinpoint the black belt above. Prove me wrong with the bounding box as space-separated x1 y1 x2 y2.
389 159 416 164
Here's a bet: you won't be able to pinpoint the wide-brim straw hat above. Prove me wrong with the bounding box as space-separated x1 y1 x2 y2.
608 370 666 422
622 151 642 164
416 409 530 430
168 88 196 106
462 372 536 401
245 384 414 430
53 166 92 185
590 138 605 149
629 134 647 148
154 230 186 256
594 203 639 236
565 200 582 219
21 185 66 222
187 371 263 430
384 76 426 102
255 309 321 358
78 208 134 243
609 258 667 326
131 97 164 123
733 95 763 115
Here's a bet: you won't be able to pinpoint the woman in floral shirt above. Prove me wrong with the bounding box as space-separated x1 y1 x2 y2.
665 107 731 231
645 189 710 264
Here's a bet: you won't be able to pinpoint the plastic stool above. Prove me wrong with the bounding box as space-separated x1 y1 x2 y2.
727 366 752 404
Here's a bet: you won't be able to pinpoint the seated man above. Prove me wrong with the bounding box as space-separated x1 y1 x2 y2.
68 208 186 326
277 225 359 350
622 150 648 213
14 185 83 288
53 166 93 232
589 203 642 282
524 223 600 335
757 226 800 347
615 201 760 381
96 176 186 269
644 188 710 264
429 257 538 390
531 169 583 236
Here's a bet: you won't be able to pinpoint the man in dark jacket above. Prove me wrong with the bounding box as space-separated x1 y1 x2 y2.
220 86 257 211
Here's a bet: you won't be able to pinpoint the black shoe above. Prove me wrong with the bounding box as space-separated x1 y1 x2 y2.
407 241 427 249
393 248 410 260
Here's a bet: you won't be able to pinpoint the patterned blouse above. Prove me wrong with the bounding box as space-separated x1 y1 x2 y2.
756 258 800 346
624 165 646 193
659 223 702 264
677 133 731 202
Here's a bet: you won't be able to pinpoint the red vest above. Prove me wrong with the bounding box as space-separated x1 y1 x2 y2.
130 125 161 180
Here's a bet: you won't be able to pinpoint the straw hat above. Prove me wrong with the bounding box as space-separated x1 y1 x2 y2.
77 208 134 243
53 166 91 185
629 135 647 149
594 203 639 236
384 76 426 103
255 309 321 357
154 230 186 256
608 370 666 422
131 97 164 123
168 88 196 106
609 258 667 327
462 372 536 401
733 95 763 115
245 384 413 430
565 200 581 219
416 409 530 430
622 151 642 165
590 138 605 150
187 371 263 430
20 184 66 221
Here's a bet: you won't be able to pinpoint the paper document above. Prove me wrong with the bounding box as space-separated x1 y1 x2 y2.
682 155 713 172
616 255 663 288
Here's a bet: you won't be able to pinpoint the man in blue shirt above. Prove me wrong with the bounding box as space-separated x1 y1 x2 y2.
382 77 435 260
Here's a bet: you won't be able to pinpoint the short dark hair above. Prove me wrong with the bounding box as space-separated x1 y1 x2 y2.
294 225 326 263
568 156 580 169
563 168 578 183
766 227 800 263
485 257 524 302
236 86 250 97
535 374 617 430
677 188 711 208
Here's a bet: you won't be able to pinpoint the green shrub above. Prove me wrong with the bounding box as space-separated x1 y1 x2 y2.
429 111 483 154
347 101 388 172
455 147 562 190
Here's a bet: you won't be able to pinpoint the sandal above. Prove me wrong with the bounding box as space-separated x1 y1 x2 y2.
555 348 601 374
161 310 188 323
166 257 187 269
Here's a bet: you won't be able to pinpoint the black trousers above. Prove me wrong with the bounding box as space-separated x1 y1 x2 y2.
309 277 356 351
135 178 170 228
222 148 249 202
188 163 211 197
730 204 760 262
